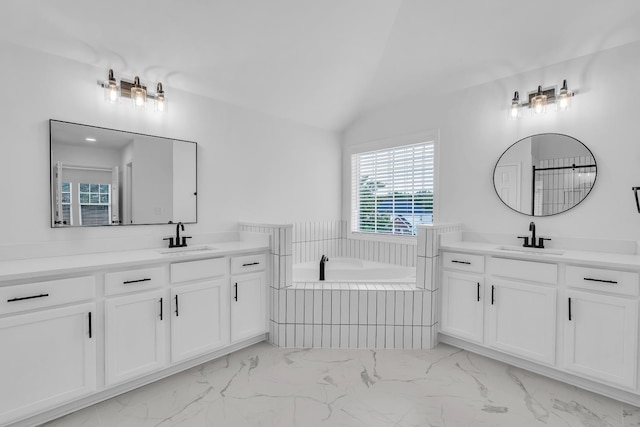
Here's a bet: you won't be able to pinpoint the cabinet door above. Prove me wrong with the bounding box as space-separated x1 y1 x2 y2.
441 271 484 343
0 303 96 425
564 290 638 389
171 279 229 363
231 273 266 342
486 280 556 365
105 290 166 385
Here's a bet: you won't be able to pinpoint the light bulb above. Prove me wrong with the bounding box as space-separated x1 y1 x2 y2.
509 91 520 120
557 79 572 111
104 69 120 104
154 82 166 112
131 76 147 109
531 86 547 115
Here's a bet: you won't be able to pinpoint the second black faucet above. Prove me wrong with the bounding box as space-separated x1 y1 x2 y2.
518 221 551 249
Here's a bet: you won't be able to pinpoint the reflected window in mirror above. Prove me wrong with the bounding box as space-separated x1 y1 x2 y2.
493 133 596 216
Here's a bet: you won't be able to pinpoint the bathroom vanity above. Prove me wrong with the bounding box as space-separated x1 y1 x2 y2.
0 241 269 427
439 238 640 405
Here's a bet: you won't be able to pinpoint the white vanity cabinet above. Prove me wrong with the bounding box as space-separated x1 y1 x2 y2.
230 253 267 343
170 258 230 363
439 243 640 404
441 253 557 364
0 277 96 425
486 258 557 365
563 265 639 389
486 279 556 365
104 267 167 385
440 270 484 343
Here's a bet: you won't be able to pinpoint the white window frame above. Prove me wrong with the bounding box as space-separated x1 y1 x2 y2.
343 130 440 243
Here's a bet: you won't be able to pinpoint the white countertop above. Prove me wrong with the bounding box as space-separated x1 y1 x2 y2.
0 241 270 283
440 240 640 270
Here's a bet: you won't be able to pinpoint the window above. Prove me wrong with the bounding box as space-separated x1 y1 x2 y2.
78 183 111 226
351 141 434 236
61 182 72 225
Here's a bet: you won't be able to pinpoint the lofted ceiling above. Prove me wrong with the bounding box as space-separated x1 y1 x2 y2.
2 0 640 131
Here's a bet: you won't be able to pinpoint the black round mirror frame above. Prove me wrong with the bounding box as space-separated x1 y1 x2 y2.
493 133 597 217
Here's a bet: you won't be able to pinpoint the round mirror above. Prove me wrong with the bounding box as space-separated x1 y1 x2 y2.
493 133 596 216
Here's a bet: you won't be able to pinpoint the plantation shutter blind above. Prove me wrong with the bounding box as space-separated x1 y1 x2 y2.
351 141 434 236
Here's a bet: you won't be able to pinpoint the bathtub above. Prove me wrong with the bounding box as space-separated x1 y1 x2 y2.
293 257 415 283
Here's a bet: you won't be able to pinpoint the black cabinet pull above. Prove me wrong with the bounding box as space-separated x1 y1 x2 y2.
568 298 572 321
451 260 471 265
88 312 93 338
234 283 238 301
491 285 495 305
175 295 179 317
123 278 152 285
477 283 480 302
242 262 260 267
159 298 163 320
583 277 618 284
7 293 49 303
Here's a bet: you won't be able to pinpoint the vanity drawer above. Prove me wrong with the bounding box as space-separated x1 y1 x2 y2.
171 257 227 283
490 257 557 284
566 266 639 296
442 252 484 273
105 267 165 296
231 253 267 275
0 276 95 315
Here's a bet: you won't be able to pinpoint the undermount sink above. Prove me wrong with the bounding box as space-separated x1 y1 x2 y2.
496 245 565 256
157 245 218 255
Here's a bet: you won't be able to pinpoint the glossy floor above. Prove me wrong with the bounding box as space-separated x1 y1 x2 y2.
45 342 640 427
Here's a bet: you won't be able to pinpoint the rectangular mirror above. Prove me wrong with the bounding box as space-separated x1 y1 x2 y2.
50 120 197 227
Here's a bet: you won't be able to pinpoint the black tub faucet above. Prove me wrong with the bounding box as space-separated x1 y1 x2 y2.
319 255 329 281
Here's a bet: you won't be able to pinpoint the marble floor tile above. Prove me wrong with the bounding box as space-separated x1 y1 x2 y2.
43 342 639 427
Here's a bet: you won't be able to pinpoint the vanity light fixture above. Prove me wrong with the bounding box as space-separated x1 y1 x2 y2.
98 70 166 112
508 79 575 119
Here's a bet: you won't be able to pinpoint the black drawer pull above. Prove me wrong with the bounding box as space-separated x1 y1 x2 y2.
123 278 152 285
7 293 49 303
242 262 260 267
88 312 93 339
451 260 471 265
583 277 618 284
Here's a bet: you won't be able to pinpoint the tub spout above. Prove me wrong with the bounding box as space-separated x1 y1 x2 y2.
319 255 329 281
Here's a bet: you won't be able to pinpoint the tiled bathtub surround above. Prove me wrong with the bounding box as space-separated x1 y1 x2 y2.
269 283 436 349
243 221 449 349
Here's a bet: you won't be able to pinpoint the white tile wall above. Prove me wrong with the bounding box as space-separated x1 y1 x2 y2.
269 282 437 349
292 220 417 267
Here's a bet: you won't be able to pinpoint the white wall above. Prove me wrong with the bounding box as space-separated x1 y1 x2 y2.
344 41 640 242
0 41 341 257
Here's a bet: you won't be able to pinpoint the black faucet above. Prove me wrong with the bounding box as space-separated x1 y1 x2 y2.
518 221 551 248
163 222 192 248
319 255 329 281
